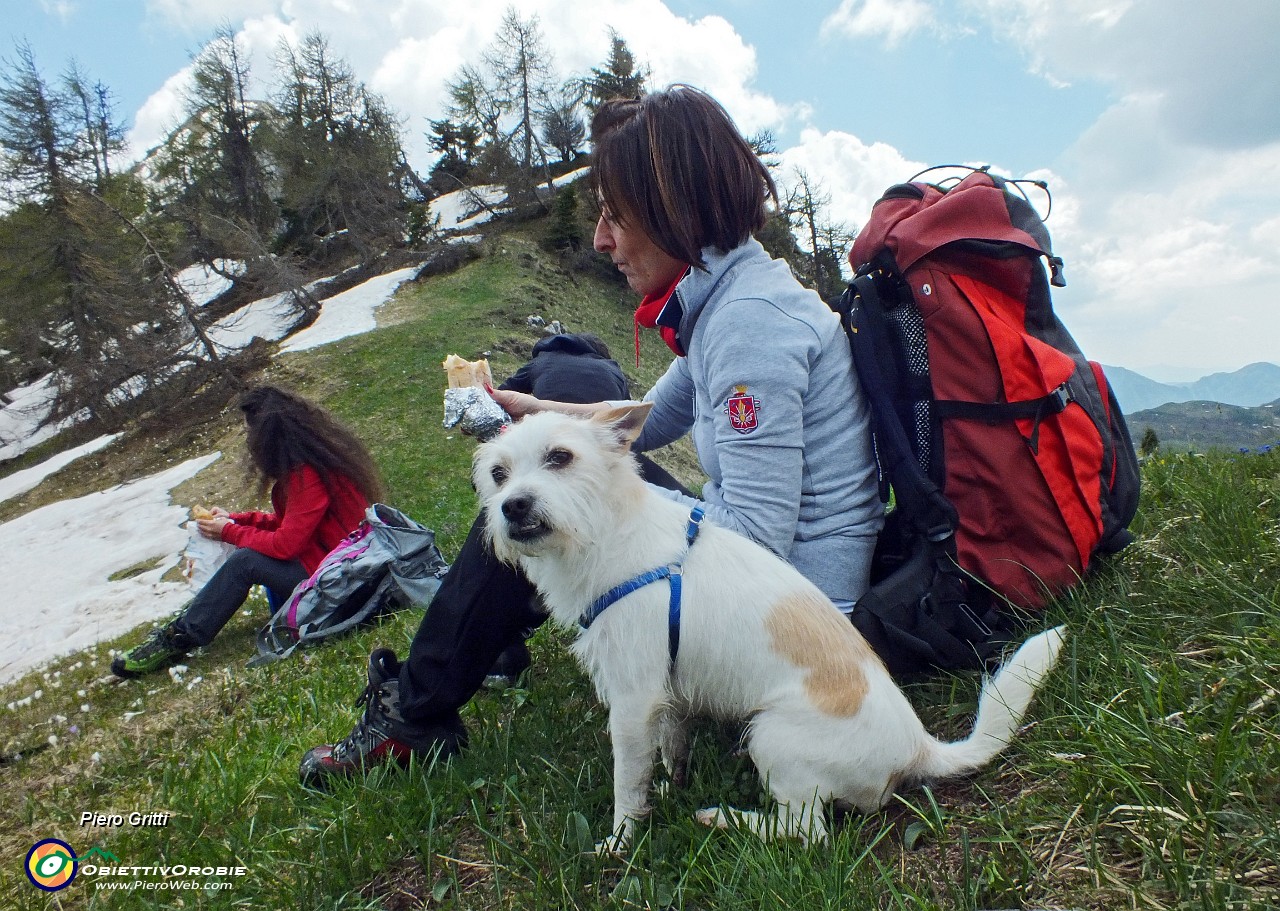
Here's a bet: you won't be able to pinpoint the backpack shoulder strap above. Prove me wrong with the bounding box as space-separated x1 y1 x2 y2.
838 267 957 541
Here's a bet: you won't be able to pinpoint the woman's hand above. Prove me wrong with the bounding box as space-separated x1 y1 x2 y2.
197 517 232 541
487 386 610 421
487 386 543 420
209 506 230 518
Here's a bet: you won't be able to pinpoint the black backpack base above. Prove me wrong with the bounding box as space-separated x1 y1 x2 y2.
850 511 1026 678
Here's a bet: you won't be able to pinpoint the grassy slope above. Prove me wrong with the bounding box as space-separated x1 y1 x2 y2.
2 228 1277 910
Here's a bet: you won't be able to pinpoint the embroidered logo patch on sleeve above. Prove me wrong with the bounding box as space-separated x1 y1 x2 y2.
724 385 760 434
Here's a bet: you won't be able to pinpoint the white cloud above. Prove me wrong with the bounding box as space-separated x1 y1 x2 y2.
823 0 936 47
40 0 76 22
777 127 925 237
128 0 793 172
126 69 192 160
966 0 1280 150
112 0 1276 376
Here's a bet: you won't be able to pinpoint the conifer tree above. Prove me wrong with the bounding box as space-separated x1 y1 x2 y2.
585 30 649 109
266 32 413 265
0 44 185 428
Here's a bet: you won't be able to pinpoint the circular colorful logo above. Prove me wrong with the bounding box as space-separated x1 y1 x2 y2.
26 839 78 891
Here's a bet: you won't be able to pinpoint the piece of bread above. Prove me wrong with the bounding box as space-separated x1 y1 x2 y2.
191 505 216 520
443 354 494 389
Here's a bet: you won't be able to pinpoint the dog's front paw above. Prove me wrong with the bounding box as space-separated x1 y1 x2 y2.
695 807 730 829
593 834 629 858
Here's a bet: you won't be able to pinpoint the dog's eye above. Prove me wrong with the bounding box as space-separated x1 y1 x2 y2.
490 465 509 485
545 448 574 469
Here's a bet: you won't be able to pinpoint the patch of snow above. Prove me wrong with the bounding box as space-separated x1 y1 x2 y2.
0 375 63 461
0 434 120 505
174 260 245 308
279 263 426 353
551 166 589 187
0 452 221 685
432 184 506 232
201 290 306 355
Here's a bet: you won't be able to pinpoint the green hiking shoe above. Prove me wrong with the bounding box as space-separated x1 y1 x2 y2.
111 624 194 678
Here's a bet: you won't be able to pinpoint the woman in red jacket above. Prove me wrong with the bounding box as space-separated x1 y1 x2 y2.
112 385 381 678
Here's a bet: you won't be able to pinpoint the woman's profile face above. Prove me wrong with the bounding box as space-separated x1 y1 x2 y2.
594 205 685 298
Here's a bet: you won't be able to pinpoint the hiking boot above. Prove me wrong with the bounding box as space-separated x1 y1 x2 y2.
484 641 532 690
298 648 467 789
111 623 196 678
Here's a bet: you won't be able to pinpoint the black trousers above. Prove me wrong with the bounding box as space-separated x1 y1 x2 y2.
174 547 308 646
397 453 690 723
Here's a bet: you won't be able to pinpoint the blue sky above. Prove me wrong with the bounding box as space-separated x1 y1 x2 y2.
7 0 1280 381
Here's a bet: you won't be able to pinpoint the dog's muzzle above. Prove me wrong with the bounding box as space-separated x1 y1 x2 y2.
500 493 550 542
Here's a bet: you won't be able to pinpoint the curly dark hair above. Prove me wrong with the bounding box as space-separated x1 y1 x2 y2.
239 385 383 503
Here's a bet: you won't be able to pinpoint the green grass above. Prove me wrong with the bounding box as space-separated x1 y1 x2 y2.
2 228 1277 909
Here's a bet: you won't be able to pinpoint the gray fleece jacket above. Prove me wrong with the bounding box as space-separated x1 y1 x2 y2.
633 238 884 605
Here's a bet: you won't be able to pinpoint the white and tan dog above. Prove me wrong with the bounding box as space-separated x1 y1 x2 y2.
474 404 1065 848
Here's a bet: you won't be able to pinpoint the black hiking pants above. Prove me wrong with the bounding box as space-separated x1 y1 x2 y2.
174 548 308 646
397 454 689 725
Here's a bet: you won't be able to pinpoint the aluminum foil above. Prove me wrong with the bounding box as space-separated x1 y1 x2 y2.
443 387 511 441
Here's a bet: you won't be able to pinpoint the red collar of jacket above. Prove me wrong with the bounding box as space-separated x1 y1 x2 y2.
633 271 687 365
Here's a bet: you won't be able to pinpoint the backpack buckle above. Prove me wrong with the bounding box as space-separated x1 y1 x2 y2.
1049 382 1072 413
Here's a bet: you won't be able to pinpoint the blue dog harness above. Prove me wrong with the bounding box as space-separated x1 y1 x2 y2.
578 506 705 667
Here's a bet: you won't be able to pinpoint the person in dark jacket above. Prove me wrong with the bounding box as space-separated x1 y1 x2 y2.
299 332 690 785
112 386 380 678
501 332 628 401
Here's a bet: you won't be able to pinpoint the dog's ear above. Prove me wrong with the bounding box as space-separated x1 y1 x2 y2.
592 402 653 450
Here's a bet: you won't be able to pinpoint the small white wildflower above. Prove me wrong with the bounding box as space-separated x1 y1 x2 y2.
47 734 58 747
77 689 87 697
80 704 91 713
54 714 68 724
33 689 43 700
90 752 102 763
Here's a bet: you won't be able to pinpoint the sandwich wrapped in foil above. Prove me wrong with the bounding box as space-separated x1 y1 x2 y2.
443 386 511 441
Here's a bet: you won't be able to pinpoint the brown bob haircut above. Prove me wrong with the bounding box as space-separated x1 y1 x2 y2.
589 84 778 270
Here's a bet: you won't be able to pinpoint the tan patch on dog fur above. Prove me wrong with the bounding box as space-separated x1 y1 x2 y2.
765 593 876 717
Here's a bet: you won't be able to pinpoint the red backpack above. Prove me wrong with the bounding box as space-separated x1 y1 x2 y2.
835 167 1140 675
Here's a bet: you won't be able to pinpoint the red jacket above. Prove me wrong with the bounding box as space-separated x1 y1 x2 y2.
222 464 368 574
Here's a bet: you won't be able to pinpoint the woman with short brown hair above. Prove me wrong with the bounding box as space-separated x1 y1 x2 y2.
301 84 883 786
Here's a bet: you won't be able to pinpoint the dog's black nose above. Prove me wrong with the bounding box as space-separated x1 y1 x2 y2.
502 494 533 523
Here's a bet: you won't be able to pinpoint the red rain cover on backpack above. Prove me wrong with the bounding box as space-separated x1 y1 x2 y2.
846 168 1139 615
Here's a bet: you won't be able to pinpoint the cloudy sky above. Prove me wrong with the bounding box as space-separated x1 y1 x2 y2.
9 0 1280 380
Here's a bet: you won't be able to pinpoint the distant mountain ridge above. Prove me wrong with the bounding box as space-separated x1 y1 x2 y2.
1105 362 1280 413
1125 399 1280 453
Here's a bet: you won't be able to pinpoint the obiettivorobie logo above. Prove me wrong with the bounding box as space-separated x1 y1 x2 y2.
25 841 118 892
25 840 248 894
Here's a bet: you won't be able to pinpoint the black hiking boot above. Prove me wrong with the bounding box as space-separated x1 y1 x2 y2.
111 623 196 678
298 648 467 789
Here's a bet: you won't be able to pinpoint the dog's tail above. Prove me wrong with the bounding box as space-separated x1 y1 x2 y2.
916 625 1066 780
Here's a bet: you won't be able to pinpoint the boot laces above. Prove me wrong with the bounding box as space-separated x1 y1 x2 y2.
130 628 178 662
329 680 394 764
